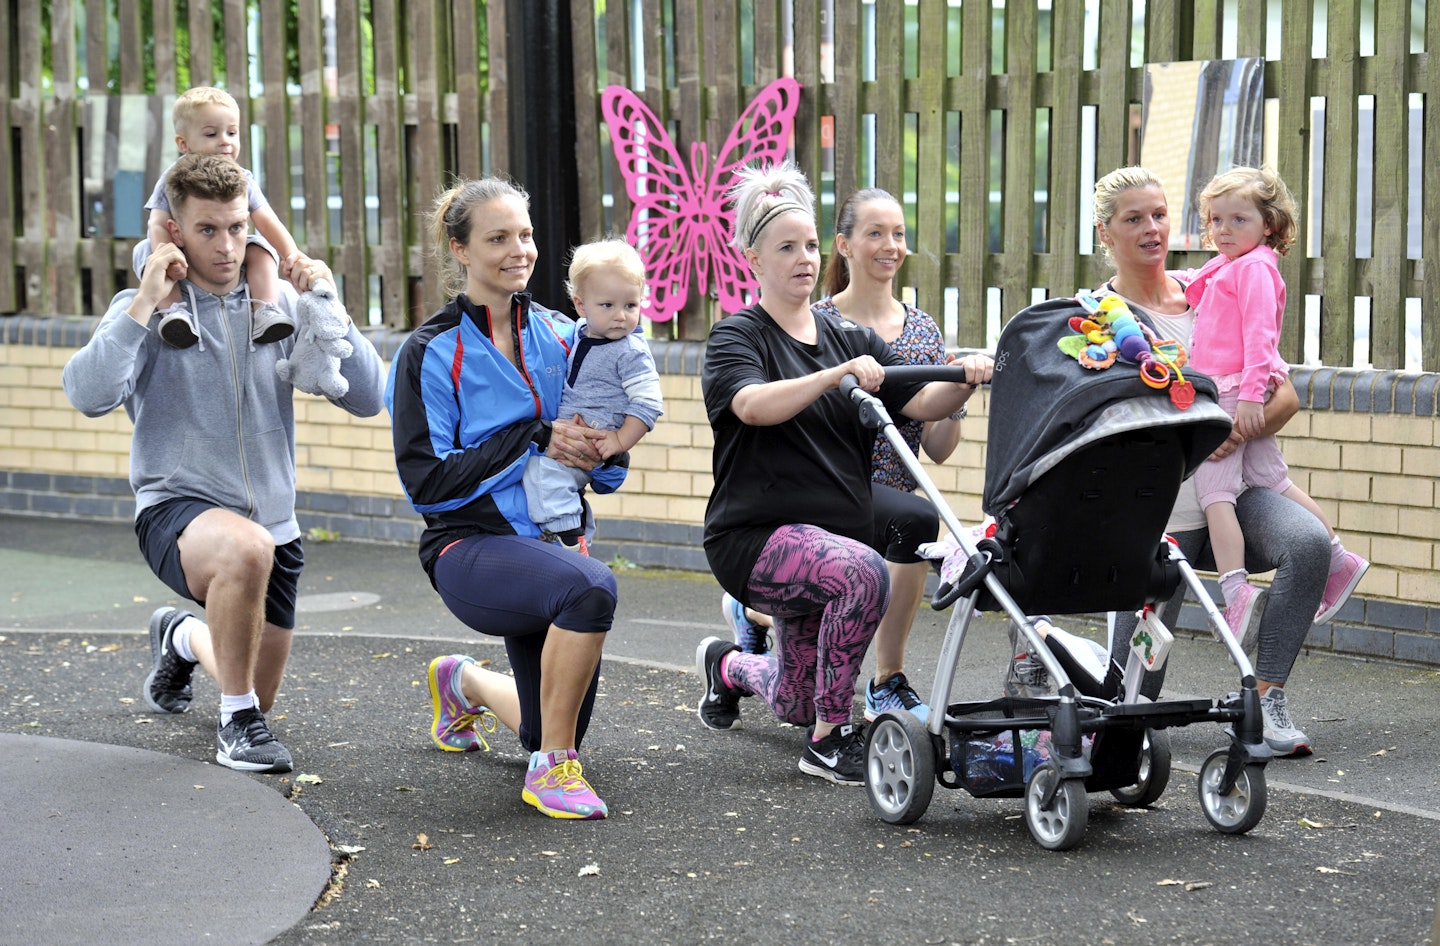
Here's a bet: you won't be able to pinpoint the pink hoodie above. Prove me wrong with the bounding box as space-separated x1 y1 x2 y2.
1184 243 1289 403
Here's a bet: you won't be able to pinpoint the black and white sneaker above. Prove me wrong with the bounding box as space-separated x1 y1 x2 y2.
695 636 744 731
216 707 294 773
798 723 867 785
143 607 199 714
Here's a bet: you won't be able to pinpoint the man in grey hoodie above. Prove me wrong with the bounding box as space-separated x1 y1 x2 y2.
63 153 387 773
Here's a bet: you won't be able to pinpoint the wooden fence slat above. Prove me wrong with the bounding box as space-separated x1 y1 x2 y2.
411 1 446 321
485 1 509 180
602 0 634 237
1276 1 1315 363
16 0 45 312
872 2 902 200
997 1 1037 318
1425 0 1440 369
953 0 989 346
189 0 214 87
372 0 406 327
153 0 177 94
829 0 861 207
672 0 704 338
297 0 329 257
453 0 485 183
1321 1 1360 366
332 0 367 320
84 0 107 96
1048 0 1085 297
1369 0 1410 370
914 0 948 319
260 1 292 227
118 0 143 93
46 0 80 317
1094 0 1130 178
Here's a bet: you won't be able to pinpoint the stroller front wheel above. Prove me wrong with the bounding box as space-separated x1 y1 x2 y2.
865 711 936 825
1198 748 1267 834
1024 763 1089 850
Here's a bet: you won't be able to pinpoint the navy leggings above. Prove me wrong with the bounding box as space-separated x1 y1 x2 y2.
432 533 617 752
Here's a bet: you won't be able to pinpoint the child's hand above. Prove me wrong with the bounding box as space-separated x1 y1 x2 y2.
596 429 624 461
1234 399 1265 439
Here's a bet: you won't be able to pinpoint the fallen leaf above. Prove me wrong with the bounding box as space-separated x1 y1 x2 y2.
366 879 381 888
1370 747 1396 757
295 773 323 785
1156 879 1186 886
538 850 559 857
193 785 205 790
98 643 121 653
1184 882 1213 891
1317 867 1358 875
413 834 433 851
444 858 461 865
578 863 600 877
132 596 148 603
119 697 136 705
333 844 366 855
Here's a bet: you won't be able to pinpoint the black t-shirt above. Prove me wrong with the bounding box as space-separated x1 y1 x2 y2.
701 304 928 603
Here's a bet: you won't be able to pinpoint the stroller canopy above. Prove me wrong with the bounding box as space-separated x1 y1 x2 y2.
983 295 1233 516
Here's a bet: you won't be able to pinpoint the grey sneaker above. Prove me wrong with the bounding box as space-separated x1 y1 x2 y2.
251 302 296 344
216 707 294 773
1259 687 1312 757
143 607 199 713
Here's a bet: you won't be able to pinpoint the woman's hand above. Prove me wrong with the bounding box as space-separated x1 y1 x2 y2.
953 351 993 386
548 415 607 470
835 355 885 391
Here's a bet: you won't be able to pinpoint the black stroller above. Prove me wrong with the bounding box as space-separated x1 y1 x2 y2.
850 295 1274 851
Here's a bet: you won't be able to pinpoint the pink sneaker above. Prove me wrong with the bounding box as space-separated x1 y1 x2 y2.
426 655 499 752
523 749 609 820
1315 551 1369 624
1222 583 1266 651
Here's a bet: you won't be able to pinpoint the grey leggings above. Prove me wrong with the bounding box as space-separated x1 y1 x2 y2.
1111 486 1329 695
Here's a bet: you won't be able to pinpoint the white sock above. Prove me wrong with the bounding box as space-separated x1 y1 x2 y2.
1219 568 1247 600
171 616 200 662
1329 534 1348 570
220 691 258 728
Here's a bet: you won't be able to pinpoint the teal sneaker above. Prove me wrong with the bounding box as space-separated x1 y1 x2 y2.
864 672 930 724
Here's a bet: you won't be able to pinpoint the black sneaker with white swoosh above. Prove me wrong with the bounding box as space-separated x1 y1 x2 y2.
798 722 866 785
216 707 294 773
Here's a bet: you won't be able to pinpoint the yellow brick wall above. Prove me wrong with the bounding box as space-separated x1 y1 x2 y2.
3 334 1436 611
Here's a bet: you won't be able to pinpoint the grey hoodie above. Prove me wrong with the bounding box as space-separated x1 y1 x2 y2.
63 279 386 544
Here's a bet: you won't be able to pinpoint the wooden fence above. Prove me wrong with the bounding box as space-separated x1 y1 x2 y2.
5 1 1438 371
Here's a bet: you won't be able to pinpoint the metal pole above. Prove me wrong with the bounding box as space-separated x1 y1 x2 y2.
506 0 580 314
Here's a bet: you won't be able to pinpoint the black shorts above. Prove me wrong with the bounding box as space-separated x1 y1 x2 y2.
135 498 304 629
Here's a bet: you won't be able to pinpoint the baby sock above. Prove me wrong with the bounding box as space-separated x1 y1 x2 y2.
1329 535 1348 570
1219 568 1248 601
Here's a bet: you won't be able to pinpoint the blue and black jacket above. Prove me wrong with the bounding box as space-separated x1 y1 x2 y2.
386 292 626 577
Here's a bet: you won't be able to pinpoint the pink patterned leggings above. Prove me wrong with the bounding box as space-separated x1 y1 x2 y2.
726 524 889 726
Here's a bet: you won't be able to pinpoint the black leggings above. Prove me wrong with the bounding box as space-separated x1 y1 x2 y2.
870 482 939 564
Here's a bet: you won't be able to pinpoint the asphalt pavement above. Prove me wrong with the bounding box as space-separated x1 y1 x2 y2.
2 513 1439 946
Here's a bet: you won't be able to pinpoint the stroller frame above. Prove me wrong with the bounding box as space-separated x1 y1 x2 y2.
846 364 1273 851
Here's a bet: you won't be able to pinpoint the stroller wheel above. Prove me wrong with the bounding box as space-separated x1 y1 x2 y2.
864 711 936 825
1198 748 1267 834
1110 728 1172 807
1024 763 1088 851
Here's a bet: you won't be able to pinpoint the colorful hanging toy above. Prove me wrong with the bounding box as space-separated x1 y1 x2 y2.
1059 291 1196 409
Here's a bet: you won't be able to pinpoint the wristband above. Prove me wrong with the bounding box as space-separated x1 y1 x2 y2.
948 405 968 422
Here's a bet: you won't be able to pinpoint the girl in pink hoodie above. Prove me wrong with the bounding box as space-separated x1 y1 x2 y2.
1186 167 1367 642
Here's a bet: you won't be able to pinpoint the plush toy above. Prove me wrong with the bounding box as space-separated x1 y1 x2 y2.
1058 290 1194 408
276 279 353 398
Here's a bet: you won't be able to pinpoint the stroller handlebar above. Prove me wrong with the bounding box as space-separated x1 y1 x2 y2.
839 364 987 403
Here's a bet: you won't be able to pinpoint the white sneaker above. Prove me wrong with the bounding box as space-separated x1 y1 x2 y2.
1259 687 1312 757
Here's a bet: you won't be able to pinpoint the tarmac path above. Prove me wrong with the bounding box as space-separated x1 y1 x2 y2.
3 514 1439 945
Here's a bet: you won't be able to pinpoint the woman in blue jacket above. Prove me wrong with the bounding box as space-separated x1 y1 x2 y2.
387 177 618 820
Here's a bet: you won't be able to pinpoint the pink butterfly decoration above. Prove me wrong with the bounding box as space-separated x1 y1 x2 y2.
600 77 803 323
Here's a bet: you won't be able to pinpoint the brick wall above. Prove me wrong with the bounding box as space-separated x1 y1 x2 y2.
3 316 1438 662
